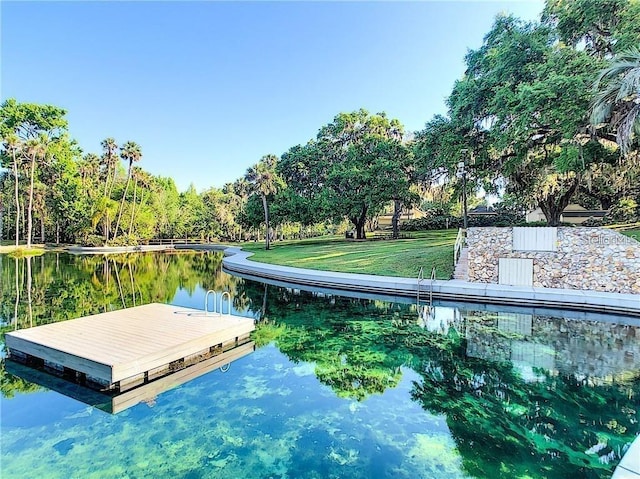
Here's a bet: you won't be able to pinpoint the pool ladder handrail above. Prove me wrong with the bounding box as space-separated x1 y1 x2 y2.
417 266 437 310
204 290 232 316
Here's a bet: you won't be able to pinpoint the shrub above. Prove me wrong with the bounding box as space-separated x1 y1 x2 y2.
608 198 639 223
400 211 524 231
81 235 106 247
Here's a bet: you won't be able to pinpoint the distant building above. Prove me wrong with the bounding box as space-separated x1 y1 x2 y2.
526 204 608 224
377 207 426 229
468 205 498 217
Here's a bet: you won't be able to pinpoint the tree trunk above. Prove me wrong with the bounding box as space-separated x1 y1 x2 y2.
129 178 137 236
113 164 132 241
56 220 60 245
104 212 110 244
600 197 613 210
351 204 368 240
12 153 20 247
104 162 111 197
261 194 270 250
40 216 45 243
26 155 36 248
0 201 4 243
392 199 402 239
538 178 580 226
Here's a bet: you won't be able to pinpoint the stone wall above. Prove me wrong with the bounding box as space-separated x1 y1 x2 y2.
466 227 640 294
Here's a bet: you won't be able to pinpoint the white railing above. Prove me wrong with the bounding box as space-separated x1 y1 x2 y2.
417 266 425 304
453 228 466 266
417 266 437 308
204 290 232 316
429 266 436 307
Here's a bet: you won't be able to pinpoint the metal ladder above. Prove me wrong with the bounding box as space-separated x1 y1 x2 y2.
417 266 437 313
204 290 232 316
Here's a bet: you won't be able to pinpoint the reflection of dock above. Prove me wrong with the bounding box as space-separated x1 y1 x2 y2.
5 303 255 393
5 341 255 414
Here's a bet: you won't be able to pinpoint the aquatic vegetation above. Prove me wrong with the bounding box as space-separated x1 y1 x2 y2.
1 252 639 478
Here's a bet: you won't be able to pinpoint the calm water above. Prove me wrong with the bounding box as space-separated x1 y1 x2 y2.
1 252 639 479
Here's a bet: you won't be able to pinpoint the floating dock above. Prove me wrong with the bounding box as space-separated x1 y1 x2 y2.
5 341 255 414
5 303 255 393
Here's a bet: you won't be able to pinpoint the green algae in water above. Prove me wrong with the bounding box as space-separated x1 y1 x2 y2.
1 252 640 479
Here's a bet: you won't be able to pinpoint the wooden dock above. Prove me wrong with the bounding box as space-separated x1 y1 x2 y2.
5 303 255 392
5 341 255 414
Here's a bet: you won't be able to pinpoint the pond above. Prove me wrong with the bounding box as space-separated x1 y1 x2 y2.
1 252 639 479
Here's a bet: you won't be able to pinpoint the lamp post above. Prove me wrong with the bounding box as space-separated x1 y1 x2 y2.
457 150 469 230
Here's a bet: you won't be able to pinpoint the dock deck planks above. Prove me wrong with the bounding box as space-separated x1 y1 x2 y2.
5 303 255 388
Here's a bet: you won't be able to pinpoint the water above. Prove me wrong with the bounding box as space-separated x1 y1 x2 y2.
1 252 639 479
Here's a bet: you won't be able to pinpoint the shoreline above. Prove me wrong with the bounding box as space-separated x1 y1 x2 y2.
219 246 640 318
3 242 638 317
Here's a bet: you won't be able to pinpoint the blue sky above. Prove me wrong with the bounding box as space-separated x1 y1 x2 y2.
2 1 543 192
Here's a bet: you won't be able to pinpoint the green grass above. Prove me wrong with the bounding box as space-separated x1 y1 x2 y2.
5 247 45 258
621 229 640 242
241 230 457 279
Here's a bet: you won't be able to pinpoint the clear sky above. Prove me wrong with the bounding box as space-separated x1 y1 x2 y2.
2 1 543 192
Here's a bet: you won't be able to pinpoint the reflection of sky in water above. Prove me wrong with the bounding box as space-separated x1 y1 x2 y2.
1 346 467 479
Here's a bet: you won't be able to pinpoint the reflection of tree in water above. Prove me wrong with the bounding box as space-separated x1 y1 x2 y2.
0 251 244 398
2 258 638 479
243 282 417 401
0 251 241 331
243 284 640 478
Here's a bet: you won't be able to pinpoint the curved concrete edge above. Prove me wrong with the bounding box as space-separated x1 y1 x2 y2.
220 246 640 318
174 244 229 252
612 434 640 478
67 245 174 255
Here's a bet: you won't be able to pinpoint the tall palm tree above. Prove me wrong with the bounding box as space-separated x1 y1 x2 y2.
591 48 640 155
4 134 21 246
244 154 285 250
79 153 100 190
24 134 48 248
101 138 118 197
113 141 142 241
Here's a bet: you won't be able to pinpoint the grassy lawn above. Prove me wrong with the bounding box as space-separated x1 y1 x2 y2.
241 230 457 279
0 241 46 256
621 229 640 242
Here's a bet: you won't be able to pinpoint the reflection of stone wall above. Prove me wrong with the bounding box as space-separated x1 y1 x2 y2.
467 227 640 293
463 311 640 382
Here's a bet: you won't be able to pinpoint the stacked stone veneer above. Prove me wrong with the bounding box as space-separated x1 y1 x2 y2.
466 227 640 294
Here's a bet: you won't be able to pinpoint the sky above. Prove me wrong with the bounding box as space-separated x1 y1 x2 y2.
2 0 544 192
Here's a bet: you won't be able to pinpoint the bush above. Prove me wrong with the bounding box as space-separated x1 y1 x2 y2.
581 217 604 227
400 211 524 231
608 198 639 223
108 234 139 246
81 234 106 247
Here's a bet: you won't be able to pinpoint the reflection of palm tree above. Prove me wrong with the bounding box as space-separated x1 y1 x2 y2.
261 284 268 321
112 258 126 308
13 257 19 330
26 256 33 328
